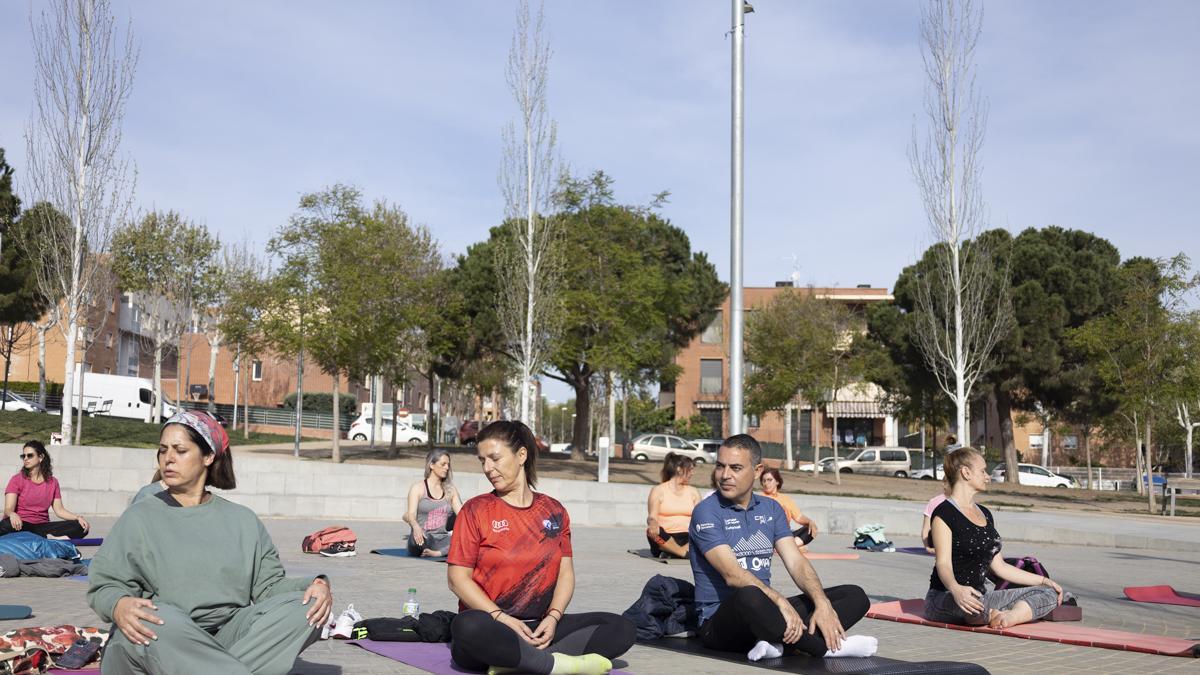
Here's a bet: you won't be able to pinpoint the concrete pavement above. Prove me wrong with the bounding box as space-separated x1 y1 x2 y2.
5 515 1198 674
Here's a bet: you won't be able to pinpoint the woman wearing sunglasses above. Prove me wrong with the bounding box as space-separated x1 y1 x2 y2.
1 440 90 539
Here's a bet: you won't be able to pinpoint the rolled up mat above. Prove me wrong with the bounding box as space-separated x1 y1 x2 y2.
639 636 989 673
0 604 33 620
1123 585 1200 607
348 640 635 674
803 552 861 560
867 599 1199 657
369 548 447 562
627 549 689 564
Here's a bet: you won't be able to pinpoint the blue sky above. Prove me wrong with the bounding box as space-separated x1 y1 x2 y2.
2 1 1197 401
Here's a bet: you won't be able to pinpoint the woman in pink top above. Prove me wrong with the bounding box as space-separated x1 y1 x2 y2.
1 440 89 539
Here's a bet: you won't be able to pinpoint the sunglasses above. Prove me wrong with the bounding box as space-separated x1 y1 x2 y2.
20 453 38 459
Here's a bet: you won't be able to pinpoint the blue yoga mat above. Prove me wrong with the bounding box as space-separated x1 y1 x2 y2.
0 604 32 620
370 548 447 562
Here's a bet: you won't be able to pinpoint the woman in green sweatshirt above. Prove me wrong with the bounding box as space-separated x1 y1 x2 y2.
88 411 332 675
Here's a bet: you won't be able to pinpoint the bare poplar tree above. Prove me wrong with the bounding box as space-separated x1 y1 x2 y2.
496 0 563 428
908 0 1011 447
71 265 117 444
23 0 137 439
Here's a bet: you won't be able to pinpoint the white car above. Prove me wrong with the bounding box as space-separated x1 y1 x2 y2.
911 463 945 480
1 391 48 413
991 463 1076 488
348 416 428 444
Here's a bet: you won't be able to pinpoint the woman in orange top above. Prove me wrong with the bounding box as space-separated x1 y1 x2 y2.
760 467 819 550
645 453 702 558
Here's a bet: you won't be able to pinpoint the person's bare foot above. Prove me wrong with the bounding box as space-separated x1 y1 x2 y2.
988 609 1018 629
421 549 445 557
47 535 70 540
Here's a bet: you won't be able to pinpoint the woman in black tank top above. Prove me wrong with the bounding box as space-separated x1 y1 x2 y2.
925 448 1064 628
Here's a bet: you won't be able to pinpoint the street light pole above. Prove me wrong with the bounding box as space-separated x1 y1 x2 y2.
729 0 749 436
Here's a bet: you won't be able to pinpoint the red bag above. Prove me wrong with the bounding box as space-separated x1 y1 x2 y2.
302 526 357 554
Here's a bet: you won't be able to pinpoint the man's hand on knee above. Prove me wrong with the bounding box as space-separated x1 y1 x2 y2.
113 597 163 646
775 598 804 644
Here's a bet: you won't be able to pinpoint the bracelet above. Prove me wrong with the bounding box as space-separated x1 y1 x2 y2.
490 609 504 620
1039 576 1048 586
546 608 563 621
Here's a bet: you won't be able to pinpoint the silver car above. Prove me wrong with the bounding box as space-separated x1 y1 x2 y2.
628 433 714 463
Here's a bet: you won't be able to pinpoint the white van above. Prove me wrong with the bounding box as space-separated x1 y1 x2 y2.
831 447 913 478
71 367 178 422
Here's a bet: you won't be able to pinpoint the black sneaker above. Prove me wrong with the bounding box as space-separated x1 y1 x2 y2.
320 542 357 557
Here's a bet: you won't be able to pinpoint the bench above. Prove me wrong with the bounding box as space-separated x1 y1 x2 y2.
1163 477 1200 517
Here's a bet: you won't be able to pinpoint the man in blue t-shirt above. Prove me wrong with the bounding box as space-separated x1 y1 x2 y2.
689 435 870 659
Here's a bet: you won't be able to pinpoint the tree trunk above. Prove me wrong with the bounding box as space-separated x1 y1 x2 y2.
37 326 48 407
153 342 163 424
293 349 304 458
427 370 437 452
1 327 12 411
601 372 614 483
1082 426 1093 490
206 339 219 414
74 367 86 445
784 405 793 471
994 384 1021 484
1132 414 1144 496
811 410 819 478
332 371 342 463
242 362 250 440
232 349 240 431
61 315 79 440
389 387 399 458
570 375 591 461
832 411 841 486
1145 414 1156 514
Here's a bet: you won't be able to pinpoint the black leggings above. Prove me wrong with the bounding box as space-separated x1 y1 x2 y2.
451 610 635 673
0 519 87 539
647 528 689 558
699 585 869 657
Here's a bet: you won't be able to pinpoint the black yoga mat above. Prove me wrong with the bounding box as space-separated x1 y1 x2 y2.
638 636 989 674
627 549 690 565
370 548 447 562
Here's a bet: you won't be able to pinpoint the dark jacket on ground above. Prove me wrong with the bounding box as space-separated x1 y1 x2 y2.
0 554 88 578
622 574 698 641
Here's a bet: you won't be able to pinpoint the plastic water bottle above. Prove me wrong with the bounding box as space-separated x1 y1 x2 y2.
402 588 420 618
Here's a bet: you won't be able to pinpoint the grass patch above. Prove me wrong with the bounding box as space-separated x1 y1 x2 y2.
0 410 304 448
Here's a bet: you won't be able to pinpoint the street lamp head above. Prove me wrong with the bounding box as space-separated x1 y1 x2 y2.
744 2 754 14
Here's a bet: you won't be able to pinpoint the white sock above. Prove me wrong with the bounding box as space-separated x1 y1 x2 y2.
747 640 784 661
824 635 878 658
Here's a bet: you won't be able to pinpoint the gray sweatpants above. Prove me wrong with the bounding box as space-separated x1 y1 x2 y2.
924 585 1058 626
101 592 320 675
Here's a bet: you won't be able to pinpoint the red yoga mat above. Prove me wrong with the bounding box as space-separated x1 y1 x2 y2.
1123 585 1200 607
866 599 1199 658
802 552 861 560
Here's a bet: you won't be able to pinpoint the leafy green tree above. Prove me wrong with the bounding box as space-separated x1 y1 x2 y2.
1069 254 1199 512
0 148 20 248
745 289 868 482
111 211 221 423
673 414 713 440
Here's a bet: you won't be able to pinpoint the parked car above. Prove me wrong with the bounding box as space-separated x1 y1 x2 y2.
990 463 1076 488
801 447 913 477
627 433 713 463
796 457 840 473
689 439 723 457
911 463 945 480
458 420 481 445
348 416 428 444
1 391 48 413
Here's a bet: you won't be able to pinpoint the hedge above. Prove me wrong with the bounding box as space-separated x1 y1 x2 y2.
282 392 358 418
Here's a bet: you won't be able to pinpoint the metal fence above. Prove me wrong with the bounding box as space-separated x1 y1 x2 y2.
179 402 354 432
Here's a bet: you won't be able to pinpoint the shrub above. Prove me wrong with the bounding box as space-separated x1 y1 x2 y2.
282 392 358 418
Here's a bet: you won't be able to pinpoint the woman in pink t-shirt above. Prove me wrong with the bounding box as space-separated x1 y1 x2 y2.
1 440 89 539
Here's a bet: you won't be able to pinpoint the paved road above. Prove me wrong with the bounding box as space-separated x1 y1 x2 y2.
5 514 1198 674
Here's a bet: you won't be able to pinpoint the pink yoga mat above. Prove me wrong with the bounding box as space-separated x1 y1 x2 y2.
867 599 1200 657
348 639 634 674
1123 585 1200 607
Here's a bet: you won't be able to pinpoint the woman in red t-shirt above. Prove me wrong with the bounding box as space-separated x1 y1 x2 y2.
2 440 89 539
447 421 634 675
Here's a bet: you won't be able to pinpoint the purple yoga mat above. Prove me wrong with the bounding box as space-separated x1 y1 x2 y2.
896 546 934 556
348 639 633 674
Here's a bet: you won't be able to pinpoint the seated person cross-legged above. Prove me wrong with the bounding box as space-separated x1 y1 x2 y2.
758 468 818 550
2 441 90 539
645 453 702 558
924 447 1063 629
88 412 331 675
448 421 635 675
690 435 874 662
405 449 463 557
